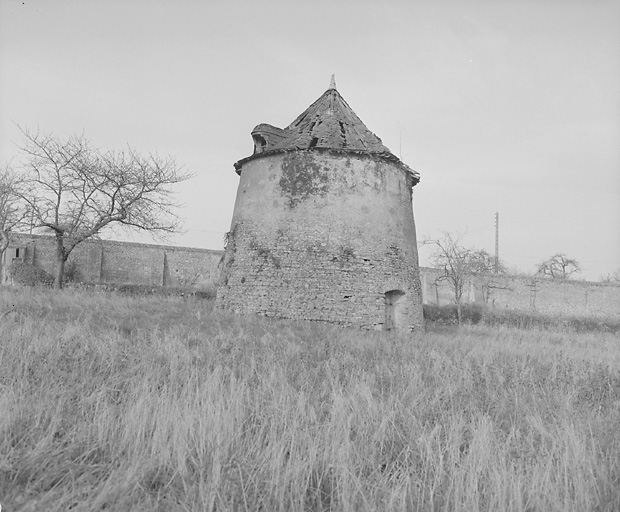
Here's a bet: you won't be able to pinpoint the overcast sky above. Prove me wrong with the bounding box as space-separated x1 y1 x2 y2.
1 0 618 280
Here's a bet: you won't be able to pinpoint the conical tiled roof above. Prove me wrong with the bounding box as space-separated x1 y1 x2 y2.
235 79 419 183
265 86 391 153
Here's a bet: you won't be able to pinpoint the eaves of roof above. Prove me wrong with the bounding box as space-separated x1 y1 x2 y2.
234 147 420 186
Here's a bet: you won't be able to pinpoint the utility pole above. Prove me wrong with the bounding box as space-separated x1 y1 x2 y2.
494 212 499 273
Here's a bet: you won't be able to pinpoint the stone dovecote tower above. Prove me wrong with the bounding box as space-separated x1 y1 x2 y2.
215 77 423 331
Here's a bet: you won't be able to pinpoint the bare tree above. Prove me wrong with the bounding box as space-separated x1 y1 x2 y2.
423 232 472 324
423 233 510 323
14 128 192 288
600 269 620 284
468 249 509 303
0 166 28 260
537 253 581 279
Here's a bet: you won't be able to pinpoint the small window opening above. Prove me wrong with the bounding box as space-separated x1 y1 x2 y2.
252 134 267 154
309 137 319 148
15 248 19 258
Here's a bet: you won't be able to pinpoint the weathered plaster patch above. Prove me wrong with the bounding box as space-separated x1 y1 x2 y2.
279 152 330 208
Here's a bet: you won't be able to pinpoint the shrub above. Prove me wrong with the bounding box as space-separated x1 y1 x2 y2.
482 308 620 334
424 303 458 324
423 303 484 325
424 302 620 334
97 283 218 299
7 261 54 287
64 259 82 283
192 288 217 300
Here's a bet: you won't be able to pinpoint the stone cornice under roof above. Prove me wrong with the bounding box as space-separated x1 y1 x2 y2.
234 86 420 185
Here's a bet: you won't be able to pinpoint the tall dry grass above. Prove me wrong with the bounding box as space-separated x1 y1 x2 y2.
1 287 619 511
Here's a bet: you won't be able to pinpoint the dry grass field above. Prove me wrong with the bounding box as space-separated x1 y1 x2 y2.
1 287 619 511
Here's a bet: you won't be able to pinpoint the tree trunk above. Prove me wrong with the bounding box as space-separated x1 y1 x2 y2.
0 229 8 285
0 229 9 255
54 236 67 289
55 257 65 289
455 283 463 325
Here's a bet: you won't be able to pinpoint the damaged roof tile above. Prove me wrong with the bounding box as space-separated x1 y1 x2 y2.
258 86 390 153
235 79 419 184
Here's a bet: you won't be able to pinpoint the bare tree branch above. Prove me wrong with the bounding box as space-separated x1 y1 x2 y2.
12 128 192 288
424 232 509 322
0 165 29 259
537 253 581 279
600 269 620 284
424 231 470 324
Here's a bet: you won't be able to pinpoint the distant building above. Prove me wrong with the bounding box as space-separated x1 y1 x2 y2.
216 77 424 330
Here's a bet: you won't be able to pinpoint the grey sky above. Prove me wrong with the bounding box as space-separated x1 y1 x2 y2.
1 0 618 280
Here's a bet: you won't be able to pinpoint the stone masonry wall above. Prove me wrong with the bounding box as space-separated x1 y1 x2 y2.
3 233 222 289
216 150 424 330
420 267 620 318
219 221 422 329
3 233 616 321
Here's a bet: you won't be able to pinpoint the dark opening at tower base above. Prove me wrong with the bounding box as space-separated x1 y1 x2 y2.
385 290 407 330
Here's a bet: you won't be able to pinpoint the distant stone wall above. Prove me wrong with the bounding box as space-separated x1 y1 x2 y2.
3 234 617 320
2 233 223 289
420 267 620 318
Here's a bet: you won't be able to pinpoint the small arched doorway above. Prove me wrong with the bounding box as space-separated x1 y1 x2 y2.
385 290 406 330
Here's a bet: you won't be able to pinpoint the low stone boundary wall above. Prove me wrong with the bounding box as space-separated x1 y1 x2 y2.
2 235 617 319
420 267 620 319
2 233 223 289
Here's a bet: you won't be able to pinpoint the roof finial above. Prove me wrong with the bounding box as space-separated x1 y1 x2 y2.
329 74 337 90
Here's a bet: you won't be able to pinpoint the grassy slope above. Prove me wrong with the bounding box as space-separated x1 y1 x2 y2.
1 288 619 512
